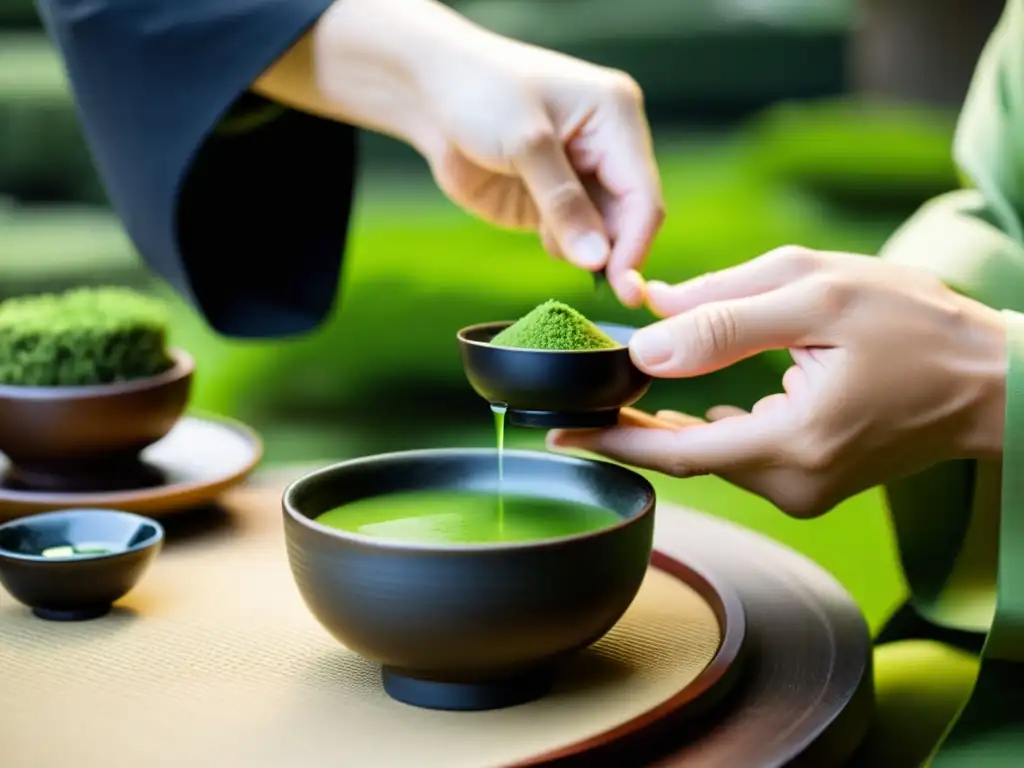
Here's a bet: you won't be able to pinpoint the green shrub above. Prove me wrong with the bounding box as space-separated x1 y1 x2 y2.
745 97 959 216
0 0 40 28
0 287 174 386
0 34 105 204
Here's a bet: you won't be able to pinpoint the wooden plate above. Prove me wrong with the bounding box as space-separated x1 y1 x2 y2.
0 477 872 768
644 504 874 767
0 414 262 521
516 551 747 767
0 482 746 768
248 472 875 767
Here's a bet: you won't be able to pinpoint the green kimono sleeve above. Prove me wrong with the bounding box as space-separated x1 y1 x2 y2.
875 1 1024 760
877 0 1024 637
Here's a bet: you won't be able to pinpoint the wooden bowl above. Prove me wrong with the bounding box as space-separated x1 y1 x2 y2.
0 348 193 492
283 448 655 712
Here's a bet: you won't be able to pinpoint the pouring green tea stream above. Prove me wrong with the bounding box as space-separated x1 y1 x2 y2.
491 401 507 534
487 300 618 536
314 302 637 545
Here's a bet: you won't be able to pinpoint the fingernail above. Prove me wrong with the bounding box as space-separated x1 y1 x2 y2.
618 270 646 308
643 281 669 307
571 232 609 269
547 432 581 453
631 327 674 367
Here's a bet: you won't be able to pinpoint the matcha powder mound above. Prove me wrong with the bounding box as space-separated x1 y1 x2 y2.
491 300 618 351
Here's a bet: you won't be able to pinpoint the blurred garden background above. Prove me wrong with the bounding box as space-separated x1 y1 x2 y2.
0 0 1004 630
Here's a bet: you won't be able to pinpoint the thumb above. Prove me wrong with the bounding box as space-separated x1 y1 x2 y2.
628 285 826 377
510 127 609 271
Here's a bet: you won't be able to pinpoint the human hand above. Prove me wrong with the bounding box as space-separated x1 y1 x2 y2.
548 247 1008 517
420 37 661 307
308 0 661 306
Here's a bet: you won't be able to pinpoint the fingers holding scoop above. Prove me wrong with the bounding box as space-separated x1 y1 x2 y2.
548 403 791 480
547 407 711 478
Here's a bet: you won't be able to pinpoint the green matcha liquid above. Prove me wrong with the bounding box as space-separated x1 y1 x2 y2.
491 402 507 534
315 490 620 544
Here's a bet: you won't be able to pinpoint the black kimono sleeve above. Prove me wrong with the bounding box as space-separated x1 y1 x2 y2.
36 0 356 338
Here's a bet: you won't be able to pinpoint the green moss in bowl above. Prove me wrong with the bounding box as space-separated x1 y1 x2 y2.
0 287 174 387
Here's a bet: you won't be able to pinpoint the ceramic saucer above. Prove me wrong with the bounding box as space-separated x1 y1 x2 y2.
0 414 262 522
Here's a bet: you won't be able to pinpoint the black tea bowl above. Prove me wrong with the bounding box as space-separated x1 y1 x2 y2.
0 508 163 621
283 448 655 712
457 321 652 428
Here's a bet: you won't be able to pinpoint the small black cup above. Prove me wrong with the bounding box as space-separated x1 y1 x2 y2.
0 508 163 621
457 321 652 428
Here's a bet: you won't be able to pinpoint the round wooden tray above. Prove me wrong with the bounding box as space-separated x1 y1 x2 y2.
0 476 872 767
647 506 873 768
517 553 747 766
0 486 744 768
257 466 874 766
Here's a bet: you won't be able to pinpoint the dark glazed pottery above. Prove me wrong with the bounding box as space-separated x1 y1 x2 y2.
0 508 163 621
0 348 193 492
283 448 655 712
457 321 651 428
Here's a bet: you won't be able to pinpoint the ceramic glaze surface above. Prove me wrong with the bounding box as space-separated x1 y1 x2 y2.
283 449 655 711
457 322 651 428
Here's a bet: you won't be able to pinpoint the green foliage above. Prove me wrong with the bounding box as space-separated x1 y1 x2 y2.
746 97 959 216
0 287 174 386
0 34 105 204
0 0 39 28
491 300 617 351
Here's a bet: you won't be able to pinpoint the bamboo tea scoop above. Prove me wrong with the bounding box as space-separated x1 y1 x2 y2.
618 407 703 430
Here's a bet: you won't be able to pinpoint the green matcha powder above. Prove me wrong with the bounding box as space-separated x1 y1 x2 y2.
491 300 618 351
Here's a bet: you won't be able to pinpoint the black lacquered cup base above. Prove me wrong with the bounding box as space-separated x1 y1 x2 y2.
381 666 554 712
457 321 651 430
32 604 111 622
507 408 620 429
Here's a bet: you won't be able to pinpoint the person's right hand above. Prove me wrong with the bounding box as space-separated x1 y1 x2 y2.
416 33 663 307
308 0 664 306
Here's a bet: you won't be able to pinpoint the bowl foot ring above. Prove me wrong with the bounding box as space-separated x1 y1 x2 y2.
381 666 554 711
506 408 620 429
32 604 111 622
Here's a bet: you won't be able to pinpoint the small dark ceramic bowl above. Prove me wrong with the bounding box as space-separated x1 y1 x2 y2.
0 508 163 621
0 347 193 492
457 321 651 428
283 448 655 712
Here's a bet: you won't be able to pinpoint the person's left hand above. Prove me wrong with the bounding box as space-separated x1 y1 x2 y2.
548 246 1009 518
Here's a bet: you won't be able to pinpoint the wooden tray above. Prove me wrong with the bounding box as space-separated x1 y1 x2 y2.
0 478 872 767
0 485 744 768
256 467 874 767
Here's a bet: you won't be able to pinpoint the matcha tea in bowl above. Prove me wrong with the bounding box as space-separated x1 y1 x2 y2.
457 300 651 428
282 448 655 712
